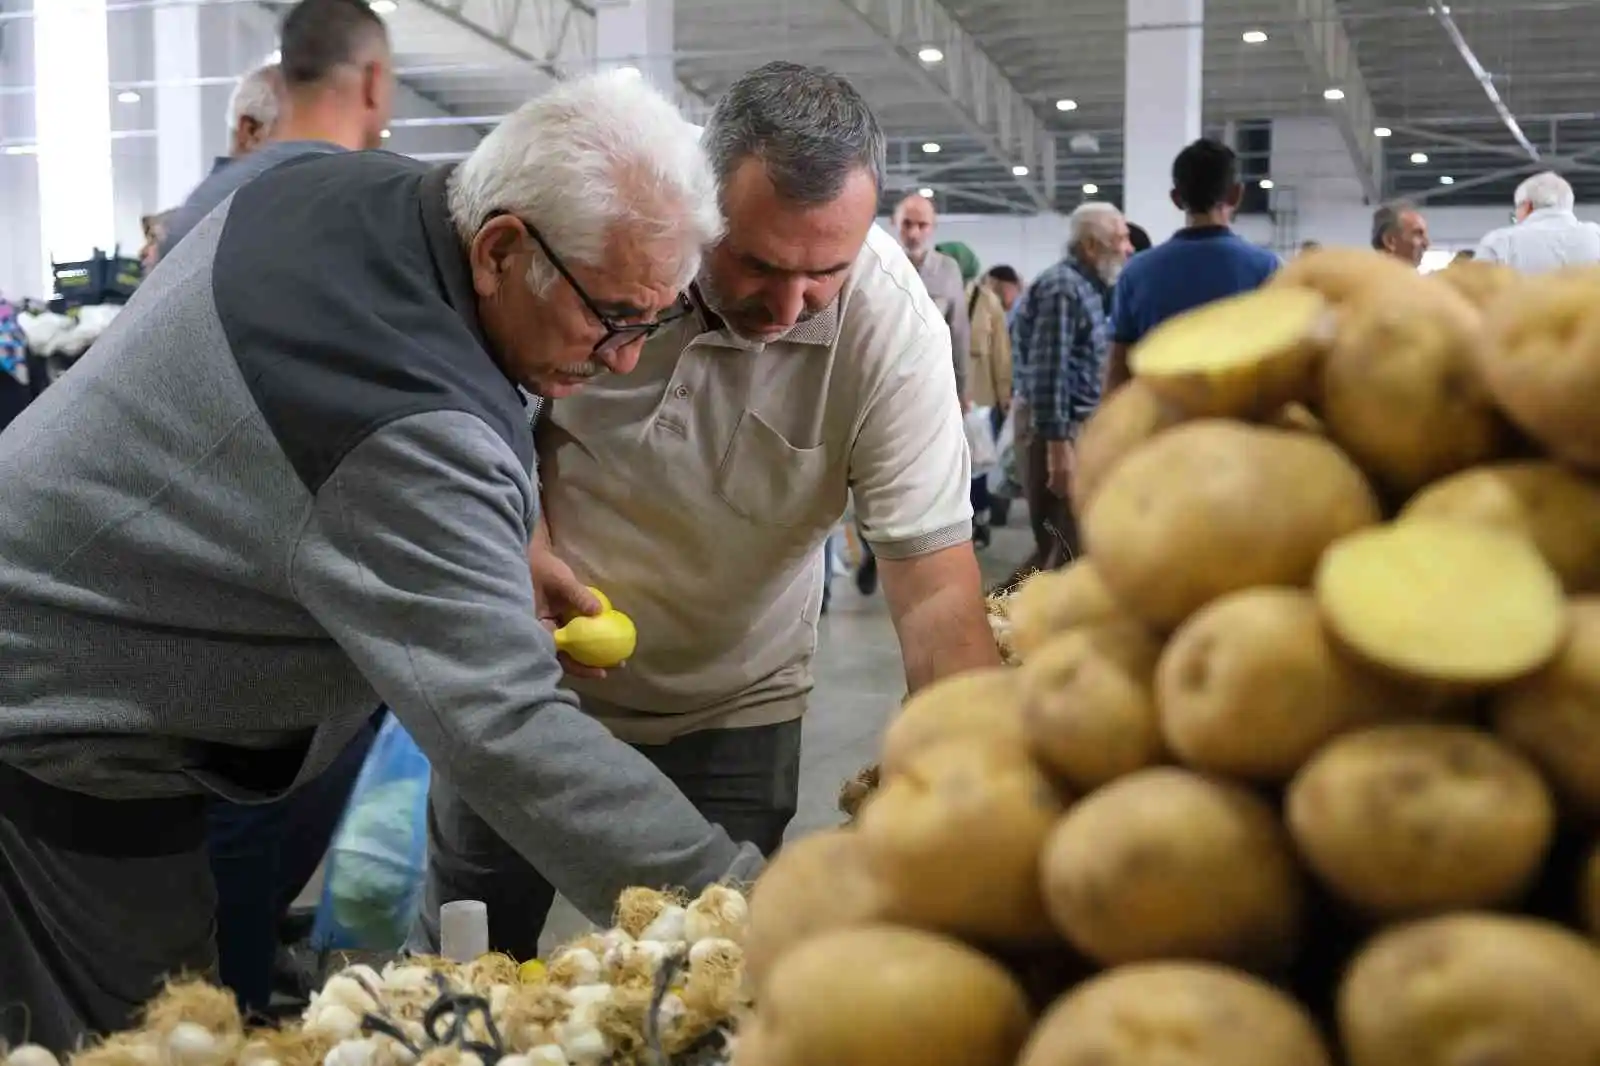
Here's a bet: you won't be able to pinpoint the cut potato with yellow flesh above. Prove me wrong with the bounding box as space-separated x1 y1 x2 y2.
1019 963 1333 1066
879 667 1027 776
734 925 1034 1066
1315 520 1568 685
1493 598 1600 820
858 742 1065 945
1287 725 1555 917
1007 559 1123 660
1130 286 1330 419
1402 461 1600 593
1339 913 1600 1066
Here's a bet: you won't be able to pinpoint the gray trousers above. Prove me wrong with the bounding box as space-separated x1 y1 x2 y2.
411 720 802 959
0 766 219 1053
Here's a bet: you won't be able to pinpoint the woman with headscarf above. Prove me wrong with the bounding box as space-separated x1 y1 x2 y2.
936 240 1012 547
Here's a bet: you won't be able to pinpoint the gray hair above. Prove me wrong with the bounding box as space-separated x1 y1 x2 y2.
1514 171 1574 213
701 61 886 206
1371 200 1417 250
1068 202 1123 251
227 64 282 135
448 70 722 296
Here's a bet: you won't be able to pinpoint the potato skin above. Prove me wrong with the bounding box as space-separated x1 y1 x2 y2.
859 742 1065 945
1070 380 1187 518
1083 420 1381 630
738 924 1034 1066
1319 279 1507 496
1022 620 1164 791
1402 461 1600 592
1287 725 1555 917
1272 247 1421 306
1481 267 1600 470
1434 257 1523 309
880 667 1027 776
1493 598 1600 819
1019 962 1333 1066
1585 842 1600 938
1040 767 1303 969
743 827 885 991
1008 559 1123 660
1157 587 1406 782
1339 913 1600 1066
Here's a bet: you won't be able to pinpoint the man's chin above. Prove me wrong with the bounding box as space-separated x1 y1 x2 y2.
531 375 595 399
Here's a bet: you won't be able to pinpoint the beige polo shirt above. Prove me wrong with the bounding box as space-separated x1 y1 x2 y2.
539 223 974 743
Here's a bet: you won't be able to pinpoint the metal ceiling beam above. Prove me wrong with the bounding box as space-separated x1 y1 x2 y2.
832 0 1053 212
1386 122 1600 175
1427 0 1539 161
1286 0 1383 202
1405 161 1537 202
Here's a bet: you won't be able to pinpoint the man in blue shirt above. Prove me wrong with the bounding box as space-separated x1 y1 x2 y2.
1104 138 1279 391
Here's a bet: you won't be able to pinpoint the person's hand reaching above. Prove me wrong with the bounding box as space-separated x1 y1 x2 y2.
529 544 609 679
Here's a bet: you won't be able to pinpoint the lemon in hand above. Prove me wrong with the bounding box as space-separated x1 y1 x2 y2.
554 609 637 668
587 586 612 612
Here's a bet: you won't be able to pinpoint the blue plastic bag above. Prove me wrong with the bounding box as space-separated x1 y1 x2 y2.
312 714 431 951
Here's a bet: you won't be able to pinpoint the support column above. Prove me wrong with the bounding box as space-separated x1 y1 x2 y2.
594 0 675 99
34 0 115 285
153 3 206 210
1123 0 1203 243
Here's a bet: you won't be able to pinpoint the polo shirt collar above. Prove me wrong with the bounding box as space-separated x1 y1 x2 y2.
1172 224 1232 240
418 163 490 353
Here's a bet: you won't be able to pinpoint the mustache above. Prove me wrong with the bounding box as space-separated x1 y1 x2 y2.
553 361 606 378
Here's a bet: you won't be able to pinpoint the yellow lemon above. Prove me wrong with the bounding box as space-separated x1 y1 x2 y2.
587 586 612 612
518 959 547 984
554 610 637 668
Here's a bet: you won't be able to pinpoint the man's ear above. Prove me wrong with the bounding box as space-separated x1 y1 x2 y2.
469 215 527 298
1226 181 1245 208
1169 188 1184 212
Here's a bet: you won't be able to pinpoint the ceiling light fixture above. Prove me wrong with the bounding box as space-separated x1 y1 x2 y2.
1012 164 1029 176
116 90 141 104
918 186 935 198
380 129 392 139
1324 88 1346 101
1374 126 1393 137
922 142 941 154
1082 182 1099 195
917 47 944 63
1242 30 1268 43
369 0 397 11
1439 175 1455 185
1411 152 1429 164
615 65 642 78
1055 98 1078 112
267 49 281 63
1259 178 1275 189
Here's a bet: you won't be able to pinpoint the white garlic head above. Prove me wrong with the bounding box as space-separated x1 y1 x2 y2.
165 1022 222 1066
638 904 687 944
322 1038 378 1066
5 1046 61 1066
683 885 749 943
304 1003 363 1041
547 947 602 987
320 975 380 1016
524 1049 569 1066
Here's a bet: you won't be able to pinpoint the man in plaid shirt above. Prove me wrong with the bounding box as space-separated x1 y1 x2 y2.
1006 202 1132 581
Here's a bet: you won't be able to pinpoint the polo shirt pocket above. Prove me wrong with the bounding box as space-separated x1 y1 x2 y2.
715 409 830 528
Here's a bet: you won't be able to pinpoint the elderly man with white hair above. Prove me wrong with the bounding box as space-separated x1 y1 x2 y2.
1004 201 1133 583
0 70 760 1051
1475 170 1600 272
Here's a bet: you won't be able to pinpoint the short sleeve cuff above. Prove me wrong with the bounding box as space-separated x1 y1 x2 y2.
867 518 973 561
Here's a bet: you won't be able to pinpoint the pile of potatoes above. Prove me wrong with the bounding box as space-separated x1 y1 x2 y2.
734 251 1600 1066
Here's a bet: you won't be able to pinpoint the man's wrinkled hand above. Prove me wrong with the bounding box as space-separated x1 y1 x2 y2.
530 545 609 679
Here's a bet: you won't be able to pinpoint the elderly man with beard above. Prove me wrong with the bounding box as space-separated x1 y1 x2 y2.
1004 202 1133 583
413 61 1001 959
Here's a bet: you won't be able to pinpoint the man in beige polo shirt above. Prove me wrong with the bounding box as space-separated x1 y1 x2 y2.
413 61 1000 957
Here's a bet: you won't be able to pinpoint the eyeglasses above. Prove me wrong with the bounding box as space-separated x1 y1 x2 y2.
495 213 692 355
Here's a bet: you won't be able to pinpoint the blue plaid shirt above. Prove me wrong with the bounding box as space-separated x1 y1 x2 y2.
1010 256 1113 441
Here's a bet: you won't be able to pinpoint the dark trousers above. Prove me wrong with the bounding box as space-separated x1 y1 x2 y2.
206 712 382 1014
1005 406 1078 586
410 720 803 959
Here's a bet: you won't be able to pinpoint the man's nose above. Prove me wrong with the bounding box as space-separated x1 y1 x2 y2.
597 339 644 376
766 277 809 327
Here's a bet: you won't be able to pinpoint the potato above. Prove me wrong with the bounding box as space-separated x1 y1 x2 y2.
1493 598 1600 819
1315 519 1569 685
1266 401 1325 435
1319 278 1507 496
742 827 886 990
1480 267 1600 470
1157 587 1411 782
1019 962 1332 1066
1021 620 1164 791
880 667 1027 776
1040 767 1302 969
1083 419 1381 629
1130 286 1330 420
1402 461 1600 592
858 742 1065 944
1339 912 1600 1066
1287 725 1555 917
1434 257 1523 309
734 925 1033 1066
1007 559 1122 659
1070 379 1187 517
1272 246 1423 306
1585 842 1600 937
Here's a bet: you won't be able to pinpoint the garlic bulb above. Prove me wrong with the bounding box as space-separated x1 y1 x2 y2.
5 1046 60 1066
304 1003 363 1041
597 928 633 955
654 992 687 1028
683 886 749 943
604 938 669 974
340 965 383 992
688 937 742 968
555 1023 607 1066
546 947 602 986
323 1039 377 1066
489 983 514 1016
319 975 380 1016
165 1022 223 1066
380 965 432 994
524 1049 569 1066
638 904 687 944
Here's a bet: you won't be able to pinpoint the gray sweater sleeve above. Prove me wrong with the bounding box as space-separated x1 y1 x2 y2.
290 409 763 922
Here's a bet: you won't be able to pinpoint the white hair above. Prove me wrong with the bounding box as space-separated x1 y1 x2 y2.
448 70 723 295
227 64 282 135
1514 170 1574 212
1068 201 1123 250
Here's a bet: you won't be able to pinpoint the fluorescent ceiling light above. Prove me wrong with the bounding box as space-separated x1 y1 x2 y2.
1324 88 1346 101
116 90 141 104
1411 152 1429 164
1012 164 1029 176
1439 175 1455 185
1374 126 1393 137
917 47 944 63
1055 98 1078 112
1259 178 1275 189
1082 182 1099 195
922 142 941 154
380 129 392 139
918 187 935 198
369 0 397 11
1242 30 1268 43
